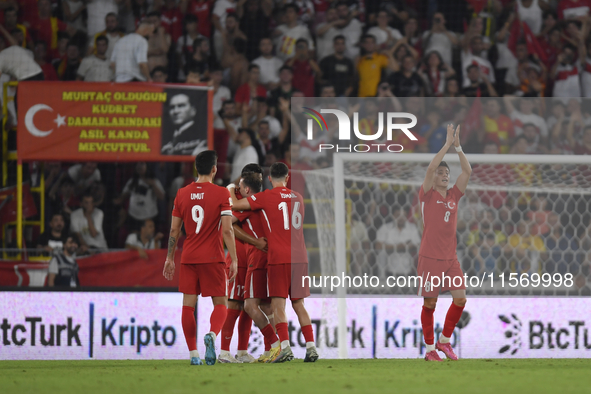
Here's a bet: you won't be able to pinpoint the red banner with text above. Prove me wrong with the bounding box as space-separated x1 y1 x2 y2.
17 82 213 162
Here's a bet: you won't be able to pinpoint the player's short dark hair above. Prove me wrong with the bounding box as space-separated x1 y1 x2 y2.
4 6 17 14
222 99 235 107
58 31 70 41
466 64 479 72
106 12 117 19
333 35 345 42
270 162 289 179
147 11 161 18
242 163 263 176
258 120 269 127
248 63 260 72
195 150 217 176
438 161 449 171
95 35 108 45
241 172 262 193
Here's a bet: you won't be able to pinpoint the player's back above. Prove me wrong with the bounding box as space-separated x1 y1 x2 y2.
247 187 308 265
172 181 232 264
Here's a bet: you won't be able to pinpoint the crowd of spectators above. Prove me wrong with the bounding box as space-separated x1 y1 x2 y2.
1 0 590 290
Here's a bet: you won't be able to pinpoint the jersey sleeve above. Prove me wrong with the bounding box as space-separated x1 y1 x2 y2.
172 193 182 218
418 185 433 203
450 184 465 202
247 190 266 211
221 188 232 216
233 209 251 223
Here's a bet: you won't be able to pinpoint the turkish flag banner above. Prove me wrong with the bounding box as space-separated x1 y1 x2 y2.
17 82 213 162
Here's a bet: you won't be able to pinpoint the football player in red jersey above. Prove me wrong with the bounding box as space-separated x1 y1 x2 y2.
219 164 268 363
418 124 472 361
228 162 319 363
163 150 238 366
233 171 282 362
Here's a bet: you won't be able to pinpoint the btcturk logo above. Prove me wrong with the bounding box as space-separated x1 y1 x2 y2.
302 107 418 152
498 313 591 355
499 314 522 355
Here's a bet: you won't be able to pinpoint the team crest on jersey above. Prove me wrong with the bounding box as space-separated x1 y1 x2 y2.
437 200 456 210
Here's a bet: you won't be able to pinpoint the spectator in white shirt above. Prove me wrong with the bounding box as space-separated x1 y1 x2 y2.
0 25 43 81
70 194 108 252
334 1 363 59
552 45 582 98
367 10 402 50
315 7 341 61
111 22 154 82
68 162 101 197
114 162 165 228
461 34 495 88
252 37 283 90
77 35 114 81
504 96 548 144
212 0 237 62
422 13 458 68
230 128 262 181
375 205 421 277
273 4 315 62
125 219 163 259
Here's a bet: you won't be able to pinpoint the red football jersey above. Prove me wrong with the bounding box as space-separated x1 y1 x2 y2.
234 209 268 269
247 187 308 265
418 185 464 260
225 190 247 268
172 182 232 264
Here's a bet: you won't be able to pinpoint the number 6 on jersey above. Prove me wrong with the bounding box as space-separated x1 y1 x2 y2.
278 201 302 230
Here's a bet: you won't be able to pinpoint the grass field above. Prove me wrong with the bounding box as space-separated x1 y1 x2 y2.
1 359 589 394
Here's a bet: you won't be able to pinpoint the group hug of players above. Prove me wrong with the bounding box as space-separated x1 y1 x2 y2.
163 123 471 364
163 150 317 365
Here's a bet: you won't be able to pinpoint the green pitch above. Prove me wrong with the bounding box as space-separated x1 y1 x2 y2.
1 359 589 394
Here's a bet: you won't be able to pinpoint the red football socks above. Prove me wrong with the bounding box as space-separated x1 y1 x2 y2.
421 305 435 345
237 310 252 351
220 308 240 351
442 302 465 338
301 324 314 344
182 306 197 351
210 304 228 337
261 323 278 350
276 322 289 343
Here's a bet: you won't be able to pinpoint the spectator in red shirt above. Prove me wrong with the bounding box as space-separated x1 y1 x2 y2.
33 40 58 80
285 38 320 97
235 63 266 113
557 0 591 20
29 0 72 53
161 0 183 44
182 0 213 38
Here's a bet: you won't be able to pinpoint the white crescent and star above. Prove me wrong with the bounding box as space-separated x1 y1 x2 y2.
24 104 66 137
